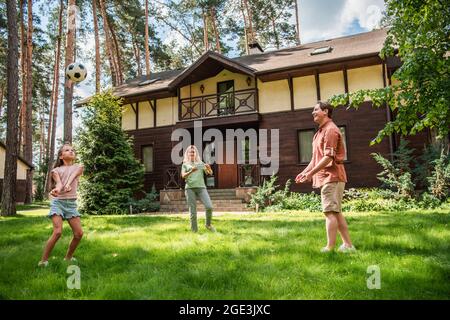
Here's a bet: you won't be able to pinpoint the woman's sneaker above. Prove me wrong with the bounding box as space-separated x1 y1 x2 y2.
206 225 216 232
64 257 78 263
338 244 356 253
38 260 48 267
320 246 334 253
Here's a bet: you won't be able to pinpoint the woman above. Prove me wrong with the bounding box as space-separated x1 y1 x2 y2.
181 145 215 232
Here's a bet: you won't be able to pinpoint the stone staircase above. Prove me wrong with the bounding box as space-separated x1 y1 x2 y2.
159 189 253 212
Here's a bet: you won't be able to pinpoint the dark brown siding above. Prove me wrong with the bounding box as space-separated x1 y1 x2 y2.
259 102 392 192
0 179 27 203
127 102 429 194
126 125 175 192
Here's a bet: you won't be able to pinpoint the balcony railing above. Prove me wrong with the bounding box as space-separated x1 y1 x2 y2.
238 164 261 187
179 88 257 121
163 165 183 189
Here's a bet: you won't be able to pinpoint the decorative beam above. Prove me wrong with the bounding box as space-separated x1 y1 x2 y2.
314 70 321 101
343 67 349 94
135 102 139 130
177 87 181 121
288 76 294 111
254 77 259 112
153 99 156 127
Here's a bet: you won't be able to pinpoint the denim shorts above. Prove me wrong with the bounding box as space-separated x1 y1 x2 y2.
48 199 81 220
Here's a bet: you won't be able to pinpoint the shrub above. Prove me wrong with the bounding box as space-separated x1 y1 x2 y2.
127 186 160 214
76 91 145 215
417 192 442 209
279 191 322 212
427 148 450 200
413 143 442 189
249 175 322 212
371 139 415 199
249 174 279 211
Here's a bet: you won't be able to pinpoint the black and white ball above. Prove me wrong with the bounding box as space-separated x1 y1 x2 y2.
65 62 87 83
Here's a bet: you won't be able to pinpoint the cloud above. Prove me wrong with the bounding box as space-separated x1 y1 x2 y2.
298 0 385 44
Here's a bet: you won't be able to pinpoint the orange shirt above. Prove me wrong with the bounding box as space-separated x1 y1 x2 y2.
311 118 347 188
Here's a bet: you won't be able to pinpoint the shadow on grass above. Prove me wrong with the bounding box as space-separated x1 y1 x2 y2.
0 210 449 299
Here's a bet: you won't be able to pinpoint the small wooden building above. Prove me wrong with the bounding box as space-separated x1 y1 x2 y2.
0 141 34 203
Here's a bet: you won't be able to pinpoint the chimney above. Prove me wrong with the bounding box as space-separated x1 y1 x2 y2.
248 41 264 54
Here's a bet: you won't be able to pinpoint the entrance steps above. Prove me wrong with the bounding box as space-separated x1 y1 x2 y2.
159 189 253 212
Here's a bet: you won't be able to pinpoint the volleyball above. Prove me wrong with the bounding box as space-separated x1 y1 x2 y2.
65 62 87 83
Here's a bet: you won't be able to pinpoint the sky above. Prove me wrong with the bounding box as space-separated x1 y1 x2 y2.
49 0 386 143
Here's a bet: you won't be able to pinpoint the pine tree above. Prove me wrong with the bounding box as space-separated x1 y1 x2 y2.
75 91 145 215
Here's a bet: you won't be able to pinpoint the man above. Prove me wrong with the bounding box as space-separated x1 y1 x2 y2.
295 101 356 253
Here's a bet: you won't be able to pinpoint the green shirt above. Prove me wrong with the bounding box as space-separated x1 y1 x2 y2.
182 162 206 189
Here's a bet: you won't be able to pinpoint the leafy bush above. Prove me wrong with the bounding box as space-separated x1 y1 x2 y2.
278 192 322 212
371 139 415 199
249 174 279 211
413 143 442 189
343 188 369 201
127 186 160 214
427 149 450 200
249 176 321 212
417 192 442 209
33 172 46 202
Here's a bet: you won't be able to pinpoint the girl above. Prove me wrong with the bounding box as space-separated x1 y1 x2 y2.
181 145 215 233
38 144 84 267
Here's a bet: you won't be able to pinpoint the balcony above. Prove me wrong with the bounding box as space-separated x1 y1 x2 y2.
179 88 258 121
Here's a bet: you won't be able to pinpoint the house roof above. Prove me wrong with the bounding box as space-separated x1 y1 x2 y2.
75 28 388 106
169 50 256 88
234 28 387 74
0 141 34 169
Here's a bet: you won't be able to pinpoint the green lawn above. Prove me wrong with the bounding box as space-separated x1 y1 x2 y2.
0 207 449 299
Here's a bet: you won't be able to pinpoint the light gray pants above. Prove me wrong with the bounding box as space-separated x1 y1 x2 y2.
185 188 213 232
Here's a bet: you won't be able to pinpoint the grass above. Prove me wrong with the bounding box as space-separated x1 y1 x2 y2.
0 206 449 300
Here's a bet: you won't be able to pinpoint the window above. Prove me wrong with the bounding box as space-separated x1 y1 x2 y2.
217 80 235 115
310 46 332 55
142 145 154 173
240 137 257 164
298 130 315 163
298 126 348 163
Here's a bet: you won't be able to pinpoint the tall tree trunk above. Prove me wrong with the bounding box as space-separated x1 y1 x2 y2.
242 0 254 43
39 108 44 166
202 9 209 52
45 0 64 194
108 20 124 84
99 0 118 86
18 0 26 155
132 34 142 77
93 0 101 92
271 18 280 50
240 1 249 54
2 0 20 216
294 0 300 45
23 0 33 204
144 0 151 75
210 7 221 54
63 0 76 143
0 82 5 116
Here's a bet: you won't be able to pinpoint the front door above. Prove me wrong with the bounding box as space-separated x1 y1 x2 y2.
203 138 238 189
217 138 238 188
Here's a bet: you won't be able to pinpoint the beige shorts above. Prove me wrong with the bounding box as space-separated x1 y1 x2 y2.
320 182 345 213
